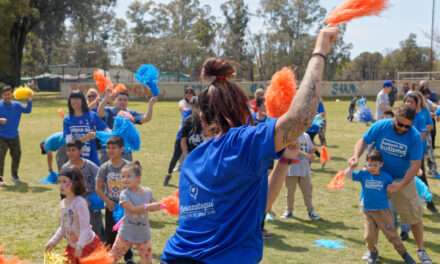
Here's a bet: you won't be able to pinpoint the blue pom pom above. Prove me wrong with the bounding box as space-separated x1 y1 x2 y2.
135 64 160 96
40 171 59 184
113 204 125 222
96 116 141 152
87 192 105 211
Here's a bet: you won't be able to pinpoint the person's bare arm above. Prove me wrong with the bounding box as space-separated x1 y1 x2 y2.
95 177 115 211
348 138 367 167
388 160 421 193
275 27 338 151
97 89 112 118
139 97 158 124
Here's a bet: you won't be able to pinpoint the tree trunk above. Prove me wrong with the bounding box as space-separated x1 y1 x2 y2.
0 17 32 86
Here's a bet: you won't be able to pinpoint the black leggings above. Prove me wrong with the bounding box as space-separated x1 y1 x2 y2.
431 118 436 149
105 208 133 261
419 158 430 187
167 138 182 174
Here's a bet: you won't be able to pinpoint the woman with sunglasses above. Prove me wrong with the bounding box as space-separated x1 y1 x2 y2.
349 105 432 264
86 89 100 112
403 92 438 214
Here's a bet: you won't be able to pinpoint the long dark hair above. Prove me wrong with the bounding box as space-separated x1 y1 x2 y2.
68 91 89 116
189 96 202 134
60 166 86 196
199 58 252 134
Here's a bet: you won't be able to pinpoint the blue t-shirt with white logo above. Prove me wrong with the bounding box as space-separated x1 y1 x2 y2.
352 170 393 211
63 111 108 166
43 132 65 152
363 119 423 179
162 119 279 264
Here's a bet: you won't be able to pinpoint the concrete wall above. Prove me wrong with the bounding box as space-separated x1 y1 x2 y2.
60 80 440 100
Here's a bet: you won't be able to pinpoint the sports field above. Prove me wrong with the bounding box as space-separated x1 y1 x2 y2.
0 94 439 263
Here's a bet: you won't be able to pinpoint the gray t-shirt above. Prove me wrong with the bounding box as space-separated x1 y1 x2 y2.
119 188 153 243
288 133 314 177
375 90 390 120
62 159 99 194
97 160 128 201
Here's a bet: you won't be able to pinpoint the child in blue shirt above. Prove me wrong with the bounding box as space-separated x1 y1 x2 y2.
345 150 415 264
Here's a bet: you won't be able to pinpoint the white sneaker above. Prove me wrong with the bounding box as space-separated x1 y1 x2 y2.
417 249 432 264
282 211 294 219
308 211 321 221
265 212 275 222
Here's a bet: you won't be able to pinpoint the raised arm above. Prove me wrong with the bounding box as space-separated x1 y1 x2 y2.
139 97 158 124
275 27 338 151
97 89 112 119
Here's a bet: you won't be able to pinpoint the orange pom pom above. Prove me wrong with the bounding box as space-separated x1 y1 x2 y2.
93 70 113 93
320 146 330 165
0 246 24 264
327 170 346 190
112 83 128 96
265 67 297 118
160 194 179 216
57 108 65 119
79 247 113 264
326 0 388 26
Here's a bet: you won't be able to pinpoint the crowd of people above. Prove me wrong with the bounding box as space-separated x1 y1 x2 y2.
0 26 436 264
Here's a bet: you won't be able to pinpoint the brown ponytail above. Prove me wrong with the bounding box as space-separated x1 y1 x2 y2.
199 58 252 134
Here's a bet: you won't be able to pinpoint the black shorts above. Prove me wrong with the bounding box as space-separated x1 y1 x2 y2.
40 141 47 155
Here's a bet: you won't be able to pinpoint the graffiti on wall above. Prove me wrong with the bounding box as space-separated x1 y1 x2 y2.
330 83 359 96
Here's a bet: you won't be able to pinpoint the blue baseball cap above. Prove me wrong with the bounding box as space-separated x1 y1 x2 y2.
383 80 393 88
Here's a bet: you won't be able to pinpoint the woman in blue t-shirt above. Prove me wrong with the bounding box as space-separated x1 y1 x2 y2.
63 91 108 166
403 92 437 213
161 27 339 264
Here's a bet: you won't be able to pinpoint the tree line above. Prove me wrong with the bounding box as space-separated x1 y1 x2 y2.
0 0 435 86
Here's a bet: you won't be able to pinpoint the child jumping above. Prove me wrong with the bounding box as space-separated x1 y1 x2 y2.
110 161 161 264
283 133 320 220
45 167 103 263
345 150 416 264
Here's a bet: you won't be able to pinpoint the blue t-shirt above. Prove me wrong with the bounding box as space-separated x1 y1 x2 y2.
363 119 423 179
104 106 142 129
176 109 192 140
63 111 108 165
352 170 393 211
162 119 279 264
252 112 274 125
43 132 65 152
0 100 32 139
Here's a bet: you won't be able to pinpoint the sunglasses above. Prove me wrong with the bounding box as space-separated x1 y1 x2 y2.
396 121 411 129
87 94 97 99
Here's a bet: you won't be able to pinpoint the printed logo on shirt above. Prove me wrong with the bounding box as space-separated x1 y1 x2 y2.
190 185 198 200
365 179 384 191
180 199 216 219
379 138 407 158
107 172 123 200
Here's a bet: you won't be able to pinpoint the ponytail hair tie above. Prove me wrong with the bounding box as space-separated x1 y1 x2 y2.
215 76 227 81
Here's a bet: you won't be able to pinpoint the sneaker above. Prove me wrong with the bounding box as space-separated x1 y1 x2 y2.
163 174 172 186
417 249 432 264
367 251 379 264
12 176 21 185
0 177 4 187
402 252 416 264
400 231 409 241
308 211 320 221
362 251 379 261
426 201 438 214
282 211 293 219
265 212 275 222
263 229 273 239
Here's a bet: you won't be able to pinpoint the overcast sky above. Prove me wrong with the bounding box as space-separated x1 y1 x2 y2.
115 0 437 58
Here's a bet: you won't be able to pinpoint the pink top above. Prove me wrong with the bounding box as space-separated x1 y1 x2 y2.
48 196 95 249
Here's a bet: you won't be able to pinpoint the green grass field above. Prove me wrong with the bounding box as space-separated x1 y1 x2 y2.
0 95 439 263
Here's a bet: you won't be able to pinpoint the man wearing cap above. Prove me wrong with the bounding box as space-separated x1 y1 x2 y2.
376 80 393 120
0 84 32 185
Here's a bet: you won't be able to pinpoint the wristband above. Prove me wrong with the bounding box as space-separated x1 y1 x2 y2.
312 52 327 63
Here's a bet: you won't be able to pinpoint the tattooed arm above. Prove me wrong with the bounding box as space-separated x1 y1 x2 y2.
275 27 339 152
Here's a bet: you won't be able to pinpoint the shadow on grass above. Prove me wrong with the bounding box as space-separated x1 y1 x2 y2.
1 182 51 193
326 145 339 149
331 156 348 162
312 168 338 175
379 256 404 264
270 218 364 246
264 233 310 252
